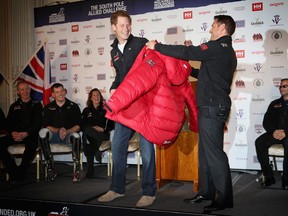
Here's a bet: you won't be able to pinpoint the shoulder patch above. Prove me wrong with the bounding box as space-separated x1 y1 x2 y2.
200 44 208 51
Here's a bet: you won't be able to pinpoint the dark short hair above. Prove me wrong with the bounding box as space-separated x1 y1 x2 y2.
281 78 288 82
110 10 131 26
51 83 64 92
214 15 236 36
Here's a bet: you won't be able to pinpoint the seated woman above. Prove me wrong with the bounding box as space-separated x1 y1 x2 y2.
81 88 114 178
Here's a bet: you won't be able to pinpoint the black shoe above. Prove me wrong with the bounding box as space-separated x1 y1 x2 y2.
8 170 25 184
184 195 212 203
8 173 25 184
95 151 102 164
204 201 233 211
8 178 20 185
282 176 288 190
15 167 26 181
261 176 275 187
86 169 94 178
46 168 57 181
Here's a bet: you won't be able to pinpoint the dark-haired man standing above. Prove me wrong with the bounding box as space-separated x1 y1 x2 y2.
147 15 237 211
98 10 156 207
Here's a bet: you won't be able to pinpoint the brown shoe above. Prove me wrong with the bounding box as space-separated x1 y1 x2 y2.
136 195 156 207
98 191 124 202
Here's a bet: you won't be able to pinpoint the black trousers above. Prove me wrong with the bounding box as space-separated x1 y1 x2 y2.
82 126 109 159
255 133 288 177
0 134 38 176
197 106 233 205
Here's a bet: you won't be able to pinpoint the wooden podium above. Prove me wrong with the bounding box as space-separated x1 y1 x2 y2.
156 130 199 192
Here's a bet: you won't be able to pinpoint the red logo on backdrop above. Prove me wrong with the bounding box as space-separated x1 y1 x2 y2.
72 50 79 57
183 11 192 19
252 2 263 11
60 63 67 70
184 40 192 46
71 25 79 32
235 50 245 58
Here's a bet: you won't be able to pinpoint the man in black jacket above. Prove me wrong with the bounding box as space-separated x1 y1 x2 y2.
146 15 237 212
0 82 42 182
98 10 156 208
255 78 288 189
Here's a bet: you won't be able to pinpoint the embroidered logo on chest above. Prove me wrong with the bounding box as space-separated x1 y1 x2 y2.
200 44 208 50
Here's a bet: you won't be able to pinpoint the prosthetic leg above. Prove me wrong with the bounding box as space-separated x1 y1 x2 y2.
39 128 57 181
70 134 83 182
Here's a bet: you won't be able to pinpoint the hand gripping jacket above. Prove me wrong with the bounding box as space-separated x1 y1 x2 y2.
105 47 198 146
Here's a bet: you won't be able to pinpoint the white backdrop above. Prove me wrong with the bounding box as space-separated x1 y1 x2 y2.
34 0 288 169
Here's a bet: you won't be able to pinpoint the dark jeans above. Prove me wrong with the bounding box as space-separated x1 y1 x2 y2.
110 123 156 196
0 134 38 177
255 133 288 177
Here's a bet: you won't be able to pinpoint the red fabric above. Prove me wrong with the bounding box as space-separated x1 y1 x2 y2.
105 47 198 145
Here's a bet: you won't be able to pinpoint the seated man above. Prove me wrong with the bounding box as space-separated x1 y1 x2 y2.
39 83 82 182
0 82 42 182
255 78 288 188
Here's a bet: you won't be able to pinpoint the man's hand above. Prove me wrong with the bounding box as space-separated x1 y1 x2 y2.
273 129 286 140
59 127 67 140
93 126 104 133
11 131 28 142
146 40 157 50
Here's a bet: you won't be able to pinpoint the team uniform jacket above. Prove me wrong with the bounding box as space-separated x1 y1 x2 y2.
110 34 148 90
43 98 81 129
262 97 288 135
155 36 237 108
6 98 42 135
104 47 198 146
81 105 114 133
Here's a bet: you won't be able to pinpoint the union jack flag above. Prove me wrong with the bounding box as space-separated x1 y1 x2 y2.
17 43 52 105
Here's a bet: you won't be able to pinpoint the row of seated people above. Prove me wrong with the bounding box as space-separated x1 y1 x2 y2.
1 79 287 189
0 81 114 183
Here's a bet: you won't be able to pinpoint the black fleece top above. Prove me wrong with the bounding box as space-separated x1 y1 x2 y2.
155 35 237 108
110 34 148 90
81 105 114 133
42 98 81 129
6 98 42 135
263 97 288 136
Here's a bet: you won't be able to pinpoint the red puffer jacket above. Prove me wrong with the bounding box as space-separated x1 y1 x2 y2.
104 47 198 146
